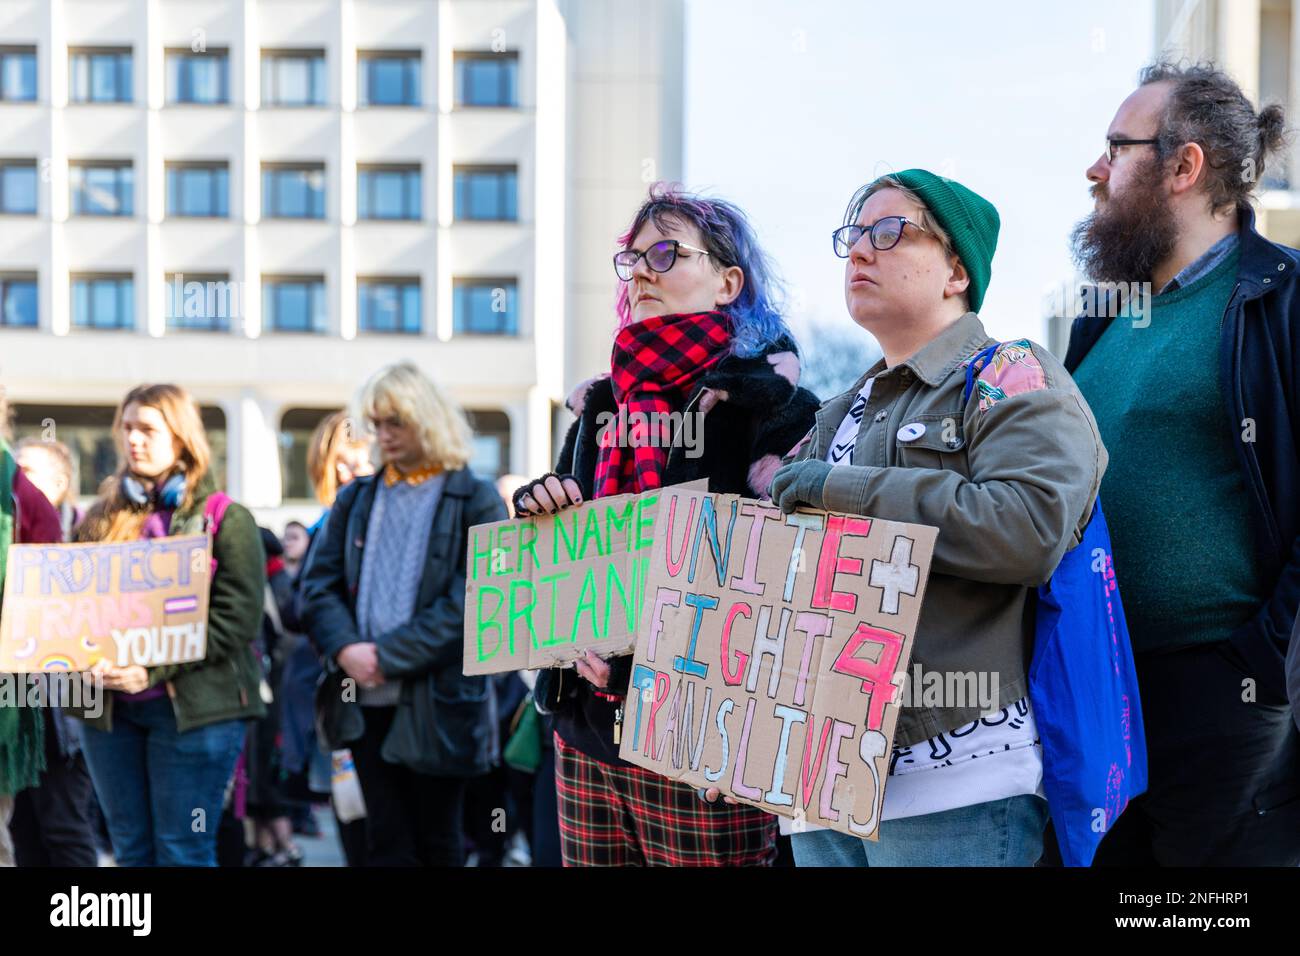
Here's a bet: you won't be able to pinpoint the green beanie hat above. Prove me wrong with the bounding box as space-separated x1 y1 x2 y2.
873 168 1000 313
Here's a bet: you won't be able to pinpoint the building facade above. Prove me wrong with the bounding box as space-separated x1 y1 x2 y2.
0 0 684 527
1045 0 1300 357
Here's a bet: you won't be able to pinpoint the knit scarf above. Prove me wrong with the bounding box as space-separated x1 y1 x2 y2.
593 310 732 497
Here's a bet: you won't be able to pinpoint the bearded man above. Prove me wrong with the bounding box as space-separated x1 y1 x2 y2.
1065 60 1300 866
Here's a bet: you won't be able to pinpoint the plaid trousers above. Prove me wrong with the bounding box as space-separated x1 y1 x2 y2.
555 732 778 867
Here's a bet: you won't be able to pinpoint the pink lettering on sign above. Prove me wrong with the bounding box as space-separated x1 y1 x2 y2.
664 495 698 578
811 516 872 613
831 623 905 731
720 601 751 686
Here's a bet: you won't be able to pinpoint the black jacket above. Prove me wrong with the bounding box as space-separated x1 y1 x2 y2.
536 334 820 764
299 467 507 777
1065 204 1299 704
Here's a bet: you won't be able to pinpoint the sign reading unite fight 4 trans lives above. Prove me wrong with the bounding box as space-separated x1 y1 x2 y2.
617 486 937 841
0 534 213 672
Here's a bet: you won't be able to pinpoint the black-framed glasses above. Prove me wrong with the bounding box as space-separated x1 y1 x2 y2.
613 239 712 281
1106 137 1158 163
831 216 931 257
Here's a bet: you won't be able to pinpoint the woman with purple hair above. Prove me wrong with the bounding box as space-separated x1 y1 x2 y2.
512 184 819 866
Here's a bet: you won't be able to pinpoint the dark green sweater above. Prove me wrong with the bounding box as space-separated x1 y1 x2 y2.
1074 248 1266 653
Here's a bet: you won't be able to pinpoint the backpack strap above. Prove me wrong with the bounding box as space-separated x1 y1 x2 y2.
202 491 233 575
963 342 1003 406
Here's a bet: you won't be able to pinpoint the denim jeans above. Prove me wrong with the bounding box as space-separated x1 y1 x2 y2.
81 695 245 867
791 794 1049 867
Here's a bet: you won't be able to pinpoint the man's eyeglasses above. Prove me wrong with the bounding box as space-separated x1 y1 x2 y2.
831 216 931 257
1106 137 1159 163
613 239 712 281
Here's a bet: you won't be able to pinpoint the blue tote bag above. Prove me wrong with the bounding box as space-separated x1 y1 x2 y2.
966 343 1147 866
1031 499 1148 866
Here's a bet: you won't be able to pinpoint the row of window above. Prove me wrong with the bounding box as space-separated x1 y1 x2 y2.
7 403 512 497
0 159 517 221
0 46 518 107
0 273 519 336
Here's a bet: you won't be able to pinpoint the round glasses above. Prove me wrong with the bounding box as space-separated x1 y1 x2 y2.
831 216 931 257
613 239 712 281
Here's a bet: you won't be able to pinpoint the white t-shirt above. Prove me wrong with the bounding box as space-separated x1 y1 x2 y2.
786 375 1043 829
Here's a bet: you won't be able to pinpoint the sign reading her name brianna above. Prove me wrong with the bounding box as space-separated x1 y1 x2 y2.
0 534 213 672
464 491 659 675
617 487 937 840
464 479 711 675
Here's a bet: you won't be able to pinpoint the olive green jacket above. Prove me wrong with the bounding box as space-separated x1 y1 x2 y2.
783 312 1107 743
75 474 267 734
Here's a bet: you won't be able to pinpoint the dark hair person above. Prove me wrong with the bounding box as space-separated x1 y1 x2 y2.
73 383 267 867
513 184 819 866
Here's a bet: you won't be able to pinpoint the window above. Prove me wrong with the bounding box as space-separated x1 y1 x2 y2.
0 273 37 328
453 278 517 335
262 163 325 219
165 162 229 218
165 272 235 331
453 165 517 221
357 51 420 106
70 161 134 216
166 49 229 104
261 49 325 106
357 165 420 220
0 47 37 101
358 278 420 334
278 407 338 500
465 409 511 479
0 160 37 214
454 52 518 107
263 276 326 333
69 48 132 103
72 274 134 330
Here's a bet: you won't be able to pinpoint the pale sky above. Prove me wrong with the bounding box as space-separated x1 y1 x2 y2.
684 0 1158 350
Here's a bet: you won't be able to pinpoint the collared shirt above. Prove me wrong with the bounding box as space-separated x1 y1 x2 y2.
1159 233 1239 295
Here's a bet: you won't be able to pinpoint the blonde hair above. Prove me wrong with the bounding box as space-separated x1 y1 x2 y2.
78 383 212 543
14 437 76 506
355 361 472 472
307 409 370 506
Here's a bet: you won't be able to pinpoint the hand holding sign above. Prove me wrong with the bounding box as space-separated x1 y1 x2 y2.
513 473 584 517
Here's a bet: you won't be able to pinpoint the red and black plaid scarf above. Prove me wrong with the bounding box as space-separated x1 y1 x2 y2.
594 310 732 498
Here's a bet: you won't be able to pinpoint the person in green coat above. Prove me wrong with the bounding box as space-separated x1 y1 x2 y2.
0 400 63 866
72 383 266 867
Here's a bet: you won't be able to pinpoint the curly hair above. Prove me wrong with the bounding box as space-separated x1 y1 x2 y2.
1140 58 1289 213
614 183 792 358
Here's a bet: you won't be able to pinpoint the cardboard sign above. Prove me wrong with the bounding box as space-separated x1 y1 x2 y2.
465 490 658 674
464 480 708 675
0 534 213 672
617 486 936 840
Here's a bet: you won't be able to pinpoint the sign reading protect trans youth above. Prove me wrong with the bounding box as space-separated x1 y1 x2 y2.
0 534 213 672
617 486 937 840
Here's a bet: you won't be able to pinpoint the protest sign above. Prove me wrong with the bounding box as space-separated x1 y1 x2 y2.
464 479 709 675
0 534 213 672
617 485 937 839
